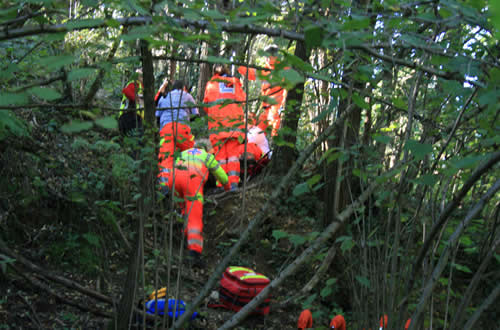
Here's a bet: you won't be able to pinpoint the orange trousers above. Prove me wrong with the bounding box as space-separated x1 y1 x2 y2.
158 169 205 254
210 137 241 188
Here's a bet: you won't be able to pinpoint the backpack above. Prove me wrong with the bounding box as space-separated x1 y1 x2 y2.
214 266 271 315
139 287 198 321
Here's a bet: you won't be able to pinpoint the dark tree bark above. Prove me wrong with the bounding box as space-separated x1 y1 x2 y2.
196 41 211 112
115 39 155 329
271 40 309 175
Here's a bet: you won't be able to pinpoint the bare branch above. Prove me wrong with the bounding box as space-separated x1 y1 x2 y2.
402 149 500 308
0 16 304 42
0 239 114 305
463 283 500 330
408 179 500 329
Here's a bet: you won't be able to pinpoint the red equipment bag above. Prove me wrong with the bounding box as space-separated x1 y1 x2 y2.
216 266 271 315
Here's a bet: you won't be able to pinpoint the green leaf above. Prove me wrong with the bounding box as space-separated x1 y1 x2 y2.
82 233 100 247
280 69 304 88
392 97 407 109
355 276 370 288
105 18 120 28
413 174 438 186
205 56 232 65
39 55 75 71
302 293 317 309
320 286 333 298
30 87 62 101
305 24 324 50
289 234 307 247
451 155 483 169
459 235 473 247
452 263 472 273
352 93 370 110
65 18 104 29
0 110 29 141
353 168 368 181
373 134 391 144
60 120 93 134
293 182 310 196
94 116 118 130
68 68 97 81
404 139 433 160
341 15 371 31
307 174 322 187
0 92 28 106
202 9 226 20
272 230 288 241
69 191 86 203
326 278 337 286
340 237 355 253
489 0 500 39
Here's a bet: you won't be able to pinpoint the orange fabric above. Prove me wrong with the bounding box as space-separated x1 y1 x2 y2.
238 142 262 161
158 122 195 165
238 62 287 136
211 138 241 187
405 318 411 330
380 314 388 328
330 314 346 330
297 309 313 329
122 81 143 102
203 74 246 135
158 169 204 253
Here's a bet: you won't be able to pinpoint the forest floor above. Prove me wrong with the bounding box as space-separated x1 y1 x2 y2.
0 183 309 329
0 108 321 329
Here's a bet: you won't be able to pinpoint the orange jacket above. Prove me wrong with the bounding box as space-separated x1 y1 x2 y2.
203 74 246 139
122 80 143 102
330 314 346 330
158 122 195 167
238 59 287 112
297 309 313 329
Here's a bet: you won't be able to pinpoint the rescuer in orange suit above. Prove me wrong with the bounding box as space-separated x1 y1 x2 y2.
238 44 288 137
158 145 231 265
158 121 195 164
297 309 313 329
203 64 246 191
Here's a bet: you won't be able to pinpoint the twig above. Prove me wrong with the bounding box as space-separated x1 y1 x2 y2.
17 293 43 329
276 244 337 308
0 240 114 305
10 262 112 318
401 150 500 316
408 179 500 329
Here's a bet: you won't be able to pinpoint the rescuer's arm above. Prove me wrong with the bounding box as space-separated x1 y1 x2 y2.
205 152 230 190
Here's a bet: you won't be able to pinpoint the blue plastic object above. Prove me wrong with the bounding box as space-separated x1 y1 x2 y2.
145 299 198 320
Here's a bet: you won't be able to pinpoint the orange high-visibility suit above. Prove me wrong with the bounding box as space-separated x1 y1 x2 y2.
158 122 195 164
330 315 346 329
158 148 229 253
203 73 246 189
238 57 288 136
297 309 313 329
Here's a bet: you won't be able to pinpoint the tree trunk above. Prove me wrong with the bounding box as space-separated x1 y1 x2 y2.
115 39 155 329
196 41 211 113
271 40 309 175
